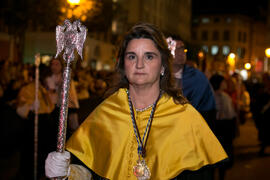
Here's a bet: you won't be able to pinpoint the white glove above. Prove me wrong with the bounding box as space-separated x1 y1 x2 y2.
45 151 71 179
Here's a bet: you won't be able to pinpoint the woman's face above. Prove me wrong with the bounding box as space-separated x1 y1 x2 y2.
50 59 62 74
174 40 186 65
124 38 163 87
172 40 186 73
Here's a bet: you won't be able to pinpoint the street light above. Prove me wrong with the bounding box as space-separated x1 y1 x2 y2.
244 63 251 70
197 50 205 71
264 48 270 72
227 52 236 73
60 0 97 22
198 51 204 60
227 53 236 66
67 0 81 6
244 62 251 80
66 0 81 20
265 48 270 57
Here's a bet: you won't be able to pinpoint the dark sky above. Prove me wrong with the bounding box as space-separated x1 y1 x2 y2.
192 0 268 20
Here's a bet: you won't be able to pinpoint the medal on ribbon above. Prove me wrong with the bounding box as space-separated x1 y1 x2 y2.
133 159 151 180
126 89 162 180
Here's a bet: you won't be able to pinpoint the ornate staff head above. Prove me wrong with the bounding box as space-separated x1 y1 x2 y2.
55 19 87 63
55 19 87 153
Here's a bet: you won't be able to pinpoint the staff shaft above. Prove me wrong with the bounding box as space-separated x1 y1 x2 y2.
34 55 40 180
57 63 71 152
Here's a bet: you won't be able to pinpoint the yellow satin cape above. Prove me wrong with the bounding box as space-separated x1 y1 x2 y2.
66 88 227 179
17 82 55 114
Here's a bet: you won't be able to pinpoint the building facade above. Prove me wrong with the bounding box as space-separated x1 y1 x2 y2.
1 0 192 70
191 13 267 74
112 0 192 41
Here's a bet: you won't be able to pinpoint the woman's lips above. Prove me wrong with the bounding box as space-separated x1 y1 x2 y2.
134 72 146 75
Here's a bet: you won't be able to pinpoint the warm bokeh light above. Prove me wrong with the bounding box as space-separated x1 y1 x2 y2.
240 69 248 80
244 63 251 70
198 51 204 60
184 49 188 53
265 48 270 58
227 53 236 67
60 0 100 22
228 53 235 59
67 0 81 6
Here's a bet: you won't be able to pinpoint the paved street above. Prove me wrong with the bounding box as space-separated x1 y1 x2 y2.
224 118 270 180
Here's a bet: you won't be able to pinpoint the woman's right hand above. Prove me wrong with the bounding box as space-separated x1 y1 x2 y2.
45 151 71 178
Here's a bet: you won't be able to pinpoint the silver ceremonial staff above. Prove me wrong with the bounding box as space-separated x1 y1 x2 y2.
34 53 40 180
55 19 87 154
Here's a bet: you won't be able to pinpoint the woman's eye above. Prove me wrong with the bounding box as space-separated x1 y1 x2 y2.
145 55 154 60
127 55 136 60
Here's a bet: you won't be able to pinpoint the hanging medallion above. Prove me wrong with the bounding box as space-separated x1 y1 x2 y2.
133 159 151 180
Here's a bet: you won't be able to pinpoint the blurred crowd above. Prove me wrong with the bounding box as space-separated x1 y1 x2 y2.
206 68 270 179
0 58 112 180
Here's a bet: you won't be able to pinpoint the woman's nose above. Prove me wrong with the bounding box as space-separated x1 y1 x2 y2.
136 57 144 69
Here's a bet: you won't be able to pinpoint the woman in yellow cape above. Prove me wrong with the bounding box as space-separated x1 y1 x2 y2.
45 23 227 180
17 64 55 179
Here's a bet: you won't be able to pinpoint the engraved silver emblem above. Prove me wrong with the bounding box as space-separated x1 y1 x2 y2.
133 159 151 180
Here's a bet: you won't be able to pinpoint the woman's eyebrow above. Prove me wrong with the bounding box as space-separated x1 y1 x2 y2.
125 52 136 55
145 52 159 56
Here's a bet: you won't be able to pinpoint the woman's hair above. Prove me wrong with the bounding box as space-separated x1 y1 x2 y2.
105 22 187 104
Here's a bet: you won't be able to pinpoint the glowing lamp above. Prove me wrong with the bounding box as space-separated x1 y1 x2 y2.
265 48 270 58
227 53 236 67
244 63 251 70
198 51 204 60
67 0 80 5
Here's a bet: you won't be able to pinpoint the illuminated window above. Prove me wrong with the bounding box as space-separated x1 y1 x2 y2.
202 17 210 23
237 47 245 58
226 18 232 23
211 45 219 55
222 46 230 55
237 48 241 57
202 45 209 53
193 18 199 24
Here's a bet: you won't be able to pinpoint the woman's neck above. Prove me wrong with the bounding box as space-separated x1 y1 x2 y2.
128 85 160 109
